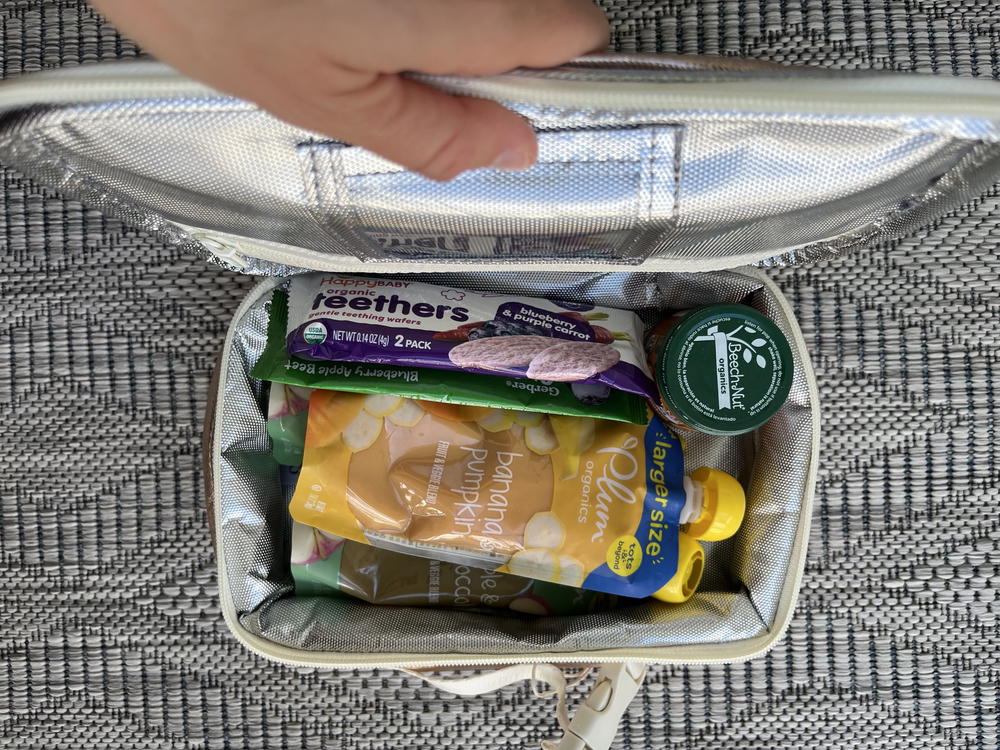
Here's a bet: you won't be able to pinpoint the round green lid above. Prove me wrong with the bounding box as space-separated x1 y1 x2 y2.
656 305 793 436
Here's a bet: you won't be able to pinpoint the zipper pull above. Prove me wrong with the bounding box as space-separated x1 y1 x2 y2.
195 235 250 271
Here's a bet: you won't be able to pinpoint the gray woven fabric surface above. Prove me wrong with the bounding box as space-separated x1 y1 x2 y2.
1 1 998 748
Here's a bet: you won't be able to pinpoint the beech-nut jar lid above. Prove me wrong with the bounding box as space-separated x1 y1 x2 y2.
655 304 793 436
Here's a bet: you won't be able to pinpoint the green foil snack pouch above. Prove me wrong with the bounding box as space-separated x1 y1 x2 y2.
267 382 312 465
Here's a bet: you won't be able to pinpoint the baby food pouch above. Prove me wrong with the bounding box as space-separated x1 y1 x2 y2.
289 391 745 601
253 290 649 424
266 382 313 465
279 450 616 615
289 521 618 616
283 274 656 399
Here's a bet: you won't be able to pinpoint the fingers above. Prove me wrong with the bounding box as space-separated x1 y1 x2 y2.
318 0 610 75
243 0 609 178
262 72 539 180
91 0 611 180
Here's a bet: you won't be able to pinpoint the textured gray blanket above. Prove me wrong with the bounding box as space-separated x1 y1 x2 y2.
2 1 997 748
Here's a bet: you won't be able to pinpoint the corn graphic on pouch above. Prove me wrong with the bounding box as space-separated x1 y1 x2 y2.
290 391 746 601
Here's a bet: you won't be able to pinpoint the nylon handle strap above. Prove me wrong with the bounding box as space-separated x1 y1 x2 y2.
404 662 647 750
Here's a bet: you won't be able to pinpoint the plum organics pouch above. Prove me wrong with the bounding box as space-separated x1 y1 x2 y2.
284 274 656 400
289 391 746 601
253 290 649 424
290 521 618 616
279 446 615 615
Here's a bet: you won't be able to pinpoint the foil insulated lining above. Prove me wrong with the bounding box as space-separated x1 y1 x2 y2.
0 60 998 268
217 270 816 655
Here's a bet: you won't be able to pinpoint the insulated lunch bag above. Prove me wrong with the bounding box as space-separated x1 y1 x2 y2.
2 54 998 748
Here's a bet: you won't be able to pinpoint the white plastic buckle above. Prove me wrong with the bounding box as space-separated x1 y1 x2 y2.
549 662 647 750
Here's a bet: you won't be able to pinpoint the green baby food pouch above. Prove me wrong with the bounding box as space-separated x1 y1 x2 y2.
290 519 618 616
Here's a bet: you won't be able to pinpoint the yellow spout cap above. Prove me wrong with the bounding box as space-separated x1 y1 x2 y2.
684 467 746 542
652 533 704 603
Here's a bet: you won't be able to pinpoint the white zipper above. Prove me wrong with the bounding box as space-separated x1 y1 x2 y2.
211 268 819 671
0 62 219 110
3 58 999 121
188 232 252 271
420 69 1000 119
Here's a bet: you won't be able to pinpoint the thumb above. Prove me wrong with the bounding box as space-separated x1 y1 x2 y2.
283 72 538 181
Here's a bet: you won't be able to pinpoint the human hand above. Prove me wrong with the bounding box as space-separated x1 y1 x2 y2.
90 0 609 180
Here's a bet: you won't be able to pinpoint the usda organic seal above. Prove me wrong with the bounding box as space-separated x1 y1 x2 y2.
302 321 328 345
